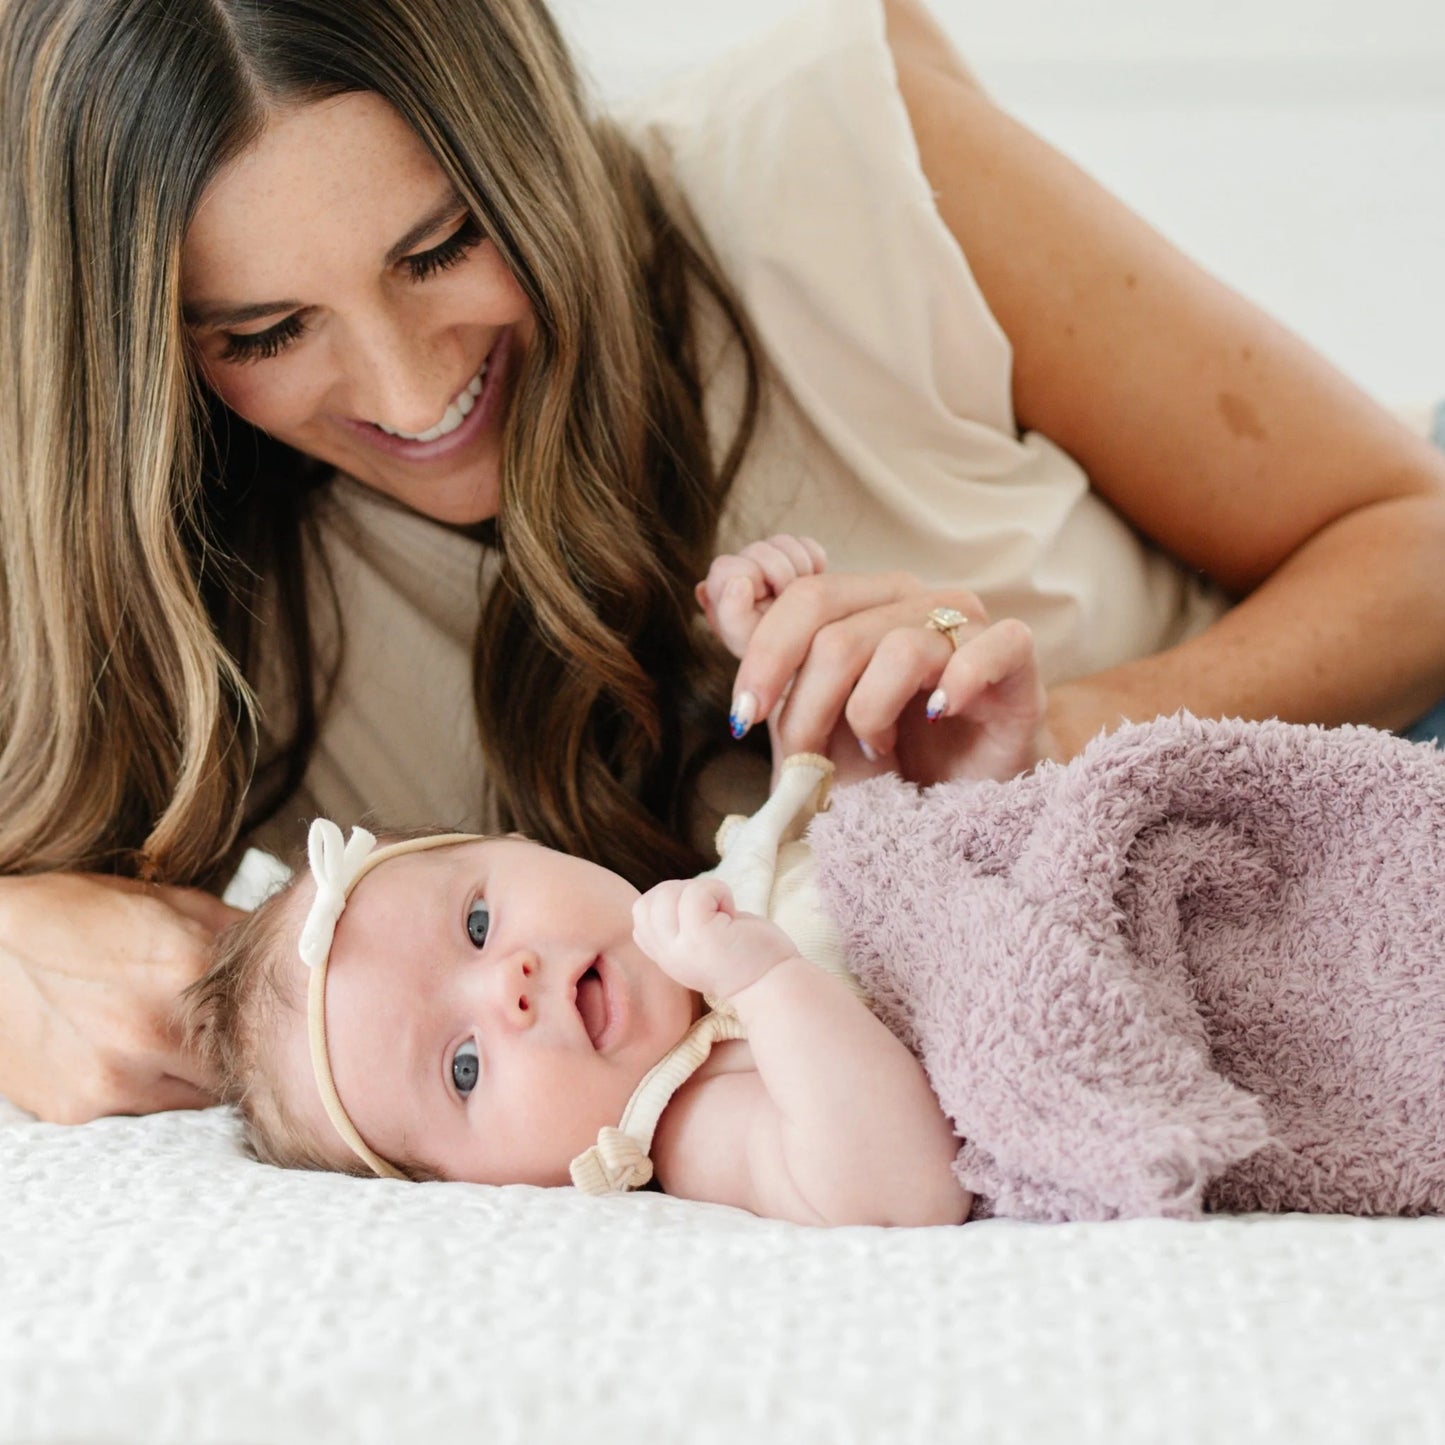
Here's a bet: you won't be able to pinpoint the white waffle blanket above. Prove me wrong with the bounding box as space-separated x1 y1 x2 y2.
2 1098 1443 1444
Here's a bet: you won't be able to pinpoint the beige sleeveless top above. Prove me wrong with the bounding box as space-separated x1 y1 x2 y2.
246 0 1226 861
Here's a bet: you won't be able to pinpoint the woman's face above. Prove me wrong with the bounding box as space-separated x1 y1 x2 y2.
182 92 535 526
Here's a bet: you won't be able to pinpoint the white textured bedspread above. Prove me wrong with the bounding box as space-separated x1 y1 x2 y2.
3 1101 1443 1444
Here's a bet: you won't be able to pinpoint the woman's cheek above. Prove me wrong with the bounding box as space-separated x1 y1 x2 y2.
206 361 312 437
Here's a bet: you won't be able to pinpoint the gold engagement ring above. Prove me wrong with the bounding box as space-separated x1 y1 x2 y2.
924 606 970 650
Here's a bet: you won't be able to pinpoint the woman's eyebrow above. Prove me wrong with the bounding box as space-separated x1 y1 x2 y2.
181 188 468 329
182 296 300 329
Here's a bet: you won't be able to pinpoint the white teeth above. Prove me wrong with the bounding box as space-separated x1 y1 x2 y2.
377 364 488 442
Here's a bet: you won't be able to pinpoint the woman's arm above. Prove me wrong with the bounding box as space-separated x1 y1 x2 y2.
886 0 1445 747
635 876 970 1227
0 873 236 1121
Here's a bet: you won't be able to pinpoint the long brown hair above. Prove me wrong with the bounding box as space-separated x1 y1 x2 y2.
0 0 760 886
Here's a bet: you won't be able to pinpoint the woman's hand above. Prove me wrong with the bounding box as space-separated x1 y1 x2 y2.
698 536 1054 786
0 872 242 1123
634 876 799 1002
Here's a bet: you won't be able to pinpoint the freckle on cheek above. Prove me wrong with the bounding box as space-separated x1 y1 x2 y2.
1218 391 1268 442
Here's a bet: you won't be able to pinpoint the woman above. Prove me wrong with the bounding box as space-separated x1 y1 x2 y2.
2 0 1442 1125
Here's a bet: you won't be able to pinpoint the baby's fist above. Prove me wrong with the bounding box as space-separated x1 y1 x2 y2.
633 876 799 1000
695 533 827 658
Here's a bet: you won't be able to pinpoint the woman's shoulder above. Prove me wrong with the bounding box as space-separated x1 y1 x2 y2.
618 0 967 278
619 0 1014 434
619 0 983 189
619 0 895 137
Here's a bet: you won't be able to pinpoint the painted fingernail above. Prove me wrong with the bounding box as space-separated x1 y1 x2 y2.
859 739 879 763
729 691 757 739
926 689 948 721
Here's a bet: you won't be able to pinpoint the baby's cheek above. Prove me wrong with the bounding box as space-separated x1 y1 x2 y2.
523 1062 630 1180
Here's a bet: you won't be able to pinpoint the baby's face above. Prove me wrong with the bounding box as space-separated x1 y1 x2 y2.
277 838 701 1185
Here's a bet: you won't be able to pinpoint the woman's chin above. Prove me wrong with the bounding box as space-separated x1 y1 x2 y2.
348 457 501 528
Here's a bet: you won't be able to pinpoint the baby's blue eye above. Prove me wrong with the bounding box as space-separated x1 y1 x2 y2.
467 898 490 948
452 1039 480 1096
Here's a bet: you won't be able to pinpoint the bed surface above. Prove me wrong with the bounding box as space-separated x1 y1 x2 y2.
3 1100 1443 1444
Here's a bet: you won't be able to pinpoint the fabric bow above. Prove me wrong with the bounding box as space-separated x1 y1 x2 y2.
569 1127 655 1196
298 820 378 971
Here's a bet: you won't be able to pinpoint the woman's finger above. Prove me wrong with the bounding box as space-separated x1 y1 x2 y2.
842 625 960 758
877 618 1051 784
158 993 228 1095
929 618 1044 722
43 1042 215 1123
97 886 236 1094
752 588 988 748
82 966 218 1097
730 571 926 734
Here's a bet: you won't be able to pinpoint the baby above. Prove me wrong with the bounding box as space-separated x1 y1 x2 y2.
186 757 973 1227
186 535 1041 1226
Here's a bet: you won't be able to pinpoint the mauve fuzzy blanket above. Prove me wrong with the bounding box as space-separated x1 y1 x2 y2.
807 713 1445 1220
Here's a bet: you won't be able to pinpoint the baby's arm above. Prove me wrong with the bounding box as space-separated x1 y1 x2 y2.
633 876 970 1228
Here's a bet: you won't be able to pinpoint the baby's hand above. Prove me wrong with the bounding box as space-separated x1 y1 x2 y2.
695 534 827 659
633 876 799 1000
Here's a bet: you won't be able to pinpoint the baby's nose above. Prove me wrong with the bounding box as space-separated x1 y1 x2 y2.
495 950 538 1030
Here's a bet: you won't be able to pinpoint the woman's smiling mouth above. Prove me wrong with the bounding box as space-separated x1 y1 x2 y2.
375 366 485 442
345 326 515 465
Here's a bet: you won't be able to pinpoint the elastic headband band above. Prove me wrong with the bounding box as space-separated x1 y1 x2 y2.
299 819 483 1180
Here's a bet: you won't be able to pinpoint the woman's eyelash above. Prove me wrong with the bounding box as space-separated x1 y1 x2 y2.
404 216 485 283
215 218 485 367
220 312 307 364
215 218 483 364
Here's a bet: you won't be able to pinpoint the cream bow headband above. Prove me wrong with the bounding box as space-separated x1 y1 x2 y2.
299 818 481 1180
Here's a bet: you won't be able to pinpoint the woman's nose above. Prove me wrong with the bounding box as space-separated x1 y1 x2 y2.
343 315 454 435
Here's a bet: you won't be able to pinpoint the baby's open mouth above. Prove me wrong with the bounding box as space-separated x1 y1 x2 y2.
575 961 607 1049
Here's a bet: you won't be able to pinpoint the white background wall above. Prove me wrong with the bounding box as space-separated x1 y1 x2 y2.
556 0 1445 70
552 0 1444 405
